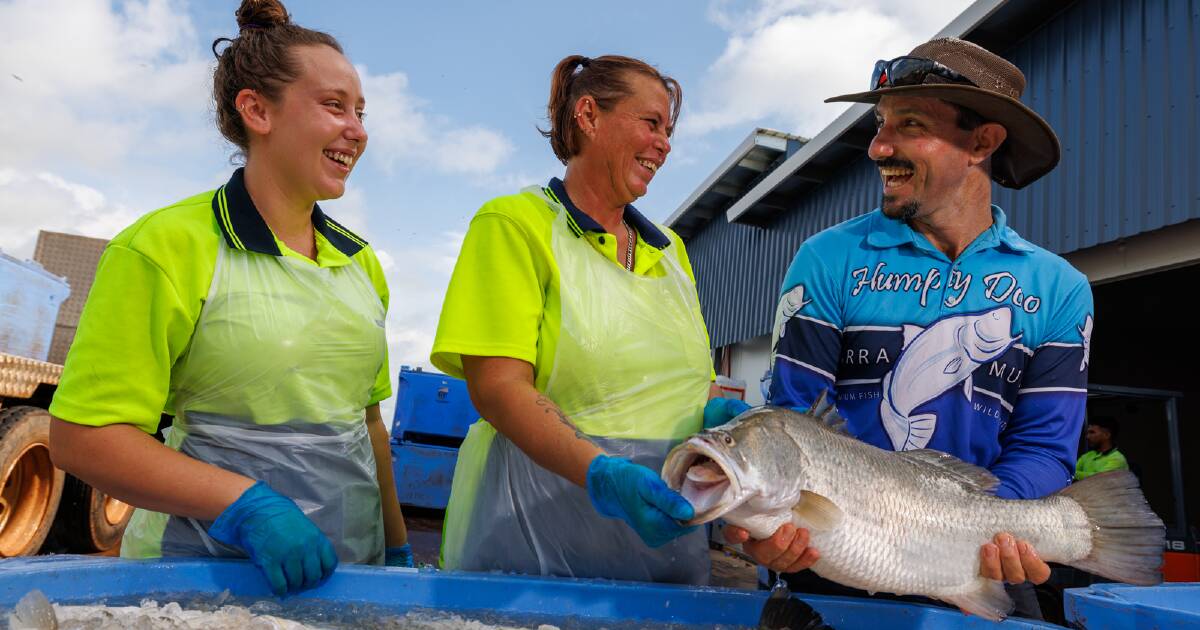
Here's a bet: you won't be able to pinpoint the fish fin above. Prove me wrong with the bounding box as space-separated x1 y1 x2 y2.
1059 471 1165 585
806 390 830 417
791 491 844 532
942 579 1013 622
758 581 834 630
802 392 846 435
814 399 848 434
943 356 963 374
802 390 850 434
962 375 973 400
899 449 1000 493
901 324 923 349
903 413 937 450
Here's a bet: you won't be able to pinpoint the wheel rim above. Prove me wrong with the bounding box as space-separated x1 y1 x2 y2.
102 493 133 527
0 443 55 556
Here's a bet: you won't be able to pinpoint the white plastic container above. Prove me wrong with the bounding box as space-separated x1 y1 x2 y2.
714 375 747 400
0 251 70 362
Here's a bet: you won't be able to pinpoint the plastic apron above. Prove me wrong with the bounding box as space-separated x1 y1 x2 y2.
441 187 713 584
120 240 386 565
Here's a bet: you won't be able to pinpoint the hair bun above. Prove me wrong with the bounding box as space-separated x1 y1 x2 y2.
235 0 290 31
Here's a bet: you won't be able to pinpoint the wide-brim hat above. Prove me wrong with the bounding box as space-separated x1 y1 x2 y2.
825 37 1060 189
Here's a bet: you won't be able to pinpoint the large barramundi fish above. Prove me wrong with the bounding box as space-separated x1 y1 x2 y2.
661 396 1164 621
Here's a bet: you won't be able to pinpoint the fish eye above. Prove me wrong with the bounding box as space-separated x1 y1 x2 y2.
722 434 735 446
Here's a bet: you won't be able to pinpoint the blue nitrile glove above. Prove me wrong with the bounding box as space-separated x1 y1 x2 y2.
385 544 414 567
208 481 339 596
703 397 751 429
585 455 698 548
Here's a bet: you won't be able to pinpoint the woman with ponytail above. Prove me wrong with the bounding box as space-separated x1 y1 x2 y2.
432 55 716 584
48 0 410 596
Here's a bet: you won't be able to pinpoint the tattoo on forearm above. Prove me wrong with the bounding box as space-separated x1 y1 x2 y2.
534 395 594 444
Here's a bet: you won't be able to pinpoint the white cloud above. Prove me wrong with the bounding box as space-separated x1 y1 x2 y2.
0 169 141 258
372 232 465 420
688 0 975 137
435 127 514 175
380 231 463 368
0 0 213 171
707 0 813 33
359 66 514 177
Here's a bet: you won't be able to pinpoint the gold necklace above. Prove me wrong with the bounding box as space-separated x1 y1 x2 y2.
623 221 635 271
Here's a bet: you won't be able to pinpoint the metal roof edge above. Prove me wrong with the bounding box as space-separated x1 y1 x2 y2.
665 128 793 229
724 104 872 223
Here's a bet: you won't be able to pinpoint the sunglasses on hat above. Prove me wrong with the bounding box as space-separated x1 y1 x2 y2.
870 56 976 90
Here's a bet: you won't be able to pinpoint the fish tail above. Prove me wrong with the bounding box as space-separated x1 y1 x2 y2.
1060 470 1166 585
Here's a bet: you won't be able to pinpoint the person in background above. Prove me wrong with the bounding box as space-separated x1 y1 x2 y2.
1075 416 1129 480
48 0 411 597
432 54 720 584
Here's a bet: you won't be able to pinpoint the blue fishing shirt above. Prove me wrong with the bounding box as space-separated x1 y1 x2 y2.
770 206 1092 500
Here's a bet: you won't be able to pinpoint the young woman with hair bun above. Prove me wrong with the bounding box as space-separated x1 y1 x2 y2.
48 0 410 596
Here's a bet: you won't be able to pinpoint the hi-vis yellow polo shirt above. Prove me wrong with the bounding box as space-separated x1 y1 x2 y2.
431 177 712 389
50 168 391 434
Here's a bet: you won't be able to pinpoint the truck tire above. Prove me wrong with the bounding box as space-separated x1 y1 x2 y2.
0 406 64 557
48 474 133 553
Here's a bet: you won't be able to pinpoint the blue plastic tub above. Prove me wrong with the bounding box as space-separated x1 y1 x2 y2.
1064 582 1200 629
0 556 1062 628
390 441 458 509
390 367 479 509
391 366 478 443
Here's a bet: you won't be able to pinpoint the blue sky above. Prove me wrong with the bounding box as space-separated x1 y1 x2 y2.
0 0 972 415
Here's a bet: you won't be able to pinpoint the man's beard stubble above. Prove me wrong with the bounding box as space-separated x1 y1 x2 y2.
882 195 920 222
876 157 920 222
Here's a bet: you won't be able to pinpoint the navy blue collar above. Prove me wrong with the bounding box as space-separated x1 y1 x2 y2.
547 178 671 249
211 168 367 257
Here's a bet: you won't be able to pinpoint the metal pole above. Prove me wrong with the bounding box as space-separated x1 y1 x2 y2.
1166 397 1187 537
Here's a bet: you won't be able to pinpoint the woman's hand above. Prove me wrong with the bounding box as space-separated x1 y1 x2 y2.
208 481 338 596
585 455 697 547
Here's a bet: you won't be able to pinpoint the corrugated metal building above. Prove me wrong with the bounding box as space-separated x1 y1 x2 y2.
669 0 1199 565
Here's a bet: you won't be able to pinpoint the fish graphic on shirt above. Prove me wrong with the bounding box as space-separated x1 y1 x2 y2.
880 307 1021 451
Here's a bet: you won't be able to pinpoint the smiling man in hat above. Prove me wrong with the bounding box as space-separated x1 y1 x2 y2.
710 38 1095 619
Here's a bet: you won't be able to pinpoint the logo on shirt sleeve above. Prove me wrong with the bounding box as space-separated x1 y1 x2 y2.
771 284 813 352
1078 314 1093 371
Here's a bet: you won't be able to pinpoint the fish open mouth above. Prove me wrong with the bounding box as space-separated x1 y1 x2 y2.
663 440 742 525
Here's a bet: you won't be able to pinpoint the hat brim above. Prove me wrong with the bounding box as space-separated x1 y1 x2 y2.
825 84 1061 189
